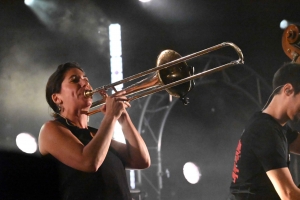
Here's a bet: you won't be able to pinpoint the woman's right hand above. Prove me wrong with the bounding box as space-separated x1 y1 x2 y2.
99 91 130 119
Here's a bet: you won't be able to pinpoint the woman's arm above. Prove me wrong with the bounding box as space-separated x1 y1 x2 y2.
111 110 151 169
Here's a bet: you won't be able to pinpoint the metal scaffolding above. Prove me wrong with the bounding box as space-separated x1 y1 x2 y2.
130 55 273 200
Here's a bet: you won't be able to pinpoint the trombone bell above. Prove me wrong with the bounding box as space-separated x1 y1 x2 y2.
121 49 195 105
157 50 194 104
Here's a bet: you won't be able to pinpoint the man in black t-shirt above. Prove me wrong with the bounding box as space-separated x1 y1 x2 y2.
229 62 300 200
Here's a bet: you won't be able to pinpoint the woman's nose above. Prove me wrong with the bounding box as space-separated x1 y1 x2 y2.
80 77 89 87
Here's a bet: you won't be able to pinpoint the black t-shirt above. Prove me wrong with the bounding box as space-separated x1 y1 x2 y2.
44 116 132 200
229 111 298 199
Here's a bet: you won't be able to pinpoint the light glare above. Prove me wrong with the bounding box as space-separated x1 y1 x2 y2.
24 0 34 6
16 133 37 154
130 170 136 189
280 19 288 29
183 162 201 184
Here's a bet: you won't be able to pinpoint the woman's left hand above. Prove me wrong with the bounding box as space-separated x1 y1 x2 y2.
99 90 131 120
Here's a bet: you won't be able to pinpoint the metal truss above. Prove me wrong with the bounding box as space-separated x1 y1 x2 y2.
129 54 273 200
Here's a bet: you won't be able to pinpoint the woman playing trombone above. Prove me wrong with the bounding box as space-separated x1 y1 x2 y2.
38 62 151 200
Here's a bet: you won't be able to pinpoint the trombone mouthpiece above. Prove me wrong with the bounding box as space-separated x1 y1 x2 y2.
84 90 93 98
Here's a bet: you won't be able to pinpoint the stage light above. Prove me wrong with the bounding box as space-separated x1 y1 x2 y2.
280 19 289 29
109 23 123 90
24 0 34 6
183 162 201 184
139 0 151 2
280 19 300 30
109 23 139 190
130 170 136 189
109 23 126 144
16 133 37 154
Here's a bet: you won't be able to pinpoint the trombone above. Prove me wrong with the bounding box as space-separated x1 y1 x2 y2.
85 42 244 116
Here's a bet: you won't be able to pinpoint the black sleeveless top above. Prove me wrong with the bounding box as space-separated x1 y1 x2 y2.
44 117 132 200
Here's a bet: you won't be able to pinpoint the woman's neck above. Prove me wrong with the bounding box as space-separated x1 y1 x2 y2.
59 110 89 129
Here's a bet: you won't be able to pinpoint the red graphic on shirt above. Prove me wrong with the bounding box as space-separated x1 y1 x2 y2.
232 139 242 183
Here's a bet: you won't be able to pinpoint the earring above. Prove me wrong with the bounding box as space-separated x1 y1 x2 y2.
57 102 63 112
57 104 61 111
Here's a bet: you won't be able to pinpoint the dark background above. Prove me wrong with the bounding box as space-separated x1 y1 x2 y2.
1 0 300 199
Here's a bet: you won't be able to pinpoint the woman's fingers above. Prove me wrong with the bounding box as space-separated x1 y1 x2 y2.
99 105 106 113
101 95 126 118
122 100 131 108
111 91 128 104
97 90 130 118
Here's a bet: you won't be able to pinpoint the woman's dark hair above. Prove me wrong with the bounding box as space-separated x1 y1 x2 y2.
273 62 300 95
46 62 84 118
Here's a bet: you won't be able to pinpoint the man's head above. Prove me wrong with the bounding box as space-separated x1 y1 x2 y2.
273 62 300 95
271 62 300 122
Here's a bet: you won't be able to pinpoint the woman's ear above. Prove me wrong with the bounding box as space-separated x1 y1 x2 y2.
52 93 62 104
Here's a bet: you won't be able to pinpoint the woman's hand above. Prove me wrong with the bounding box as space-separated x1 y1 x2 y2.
99 90 131 120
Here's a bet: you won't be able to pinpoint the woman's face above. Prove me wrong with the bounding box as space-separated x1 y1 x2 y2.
58 68 93 111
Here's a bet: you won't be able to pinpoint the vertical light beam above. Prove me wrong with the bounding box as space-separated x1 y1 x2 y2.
109 23 136 189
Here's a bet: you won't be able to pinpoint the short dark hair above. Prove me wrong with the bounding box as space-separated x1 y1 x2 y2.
46 62 84 118
273 62 300 95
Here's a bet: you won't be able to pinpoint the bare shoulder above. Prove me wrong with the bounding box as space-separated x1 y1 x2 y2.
39 120 66 138
38 120 71 155
41 120 63 129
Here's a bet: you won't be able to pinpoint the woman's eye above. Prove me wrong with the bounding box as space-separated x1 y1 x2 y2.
71 76 80 83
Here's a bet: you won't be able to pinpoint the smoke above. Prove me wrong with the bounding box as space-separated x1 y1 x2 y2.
0 44 53 122
29 0 110 55
0 0 114 144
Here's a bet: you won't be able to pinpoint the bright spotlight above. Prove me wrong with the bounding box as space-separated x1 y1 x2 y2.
16 133 37 154
139 0 151 2
24 0 34 6
280 19 289 29
183 162 201 184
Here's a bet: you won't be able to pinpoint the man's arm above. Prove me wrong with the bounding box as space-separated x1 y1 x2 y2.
289 133 300 154
267 167 300 200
